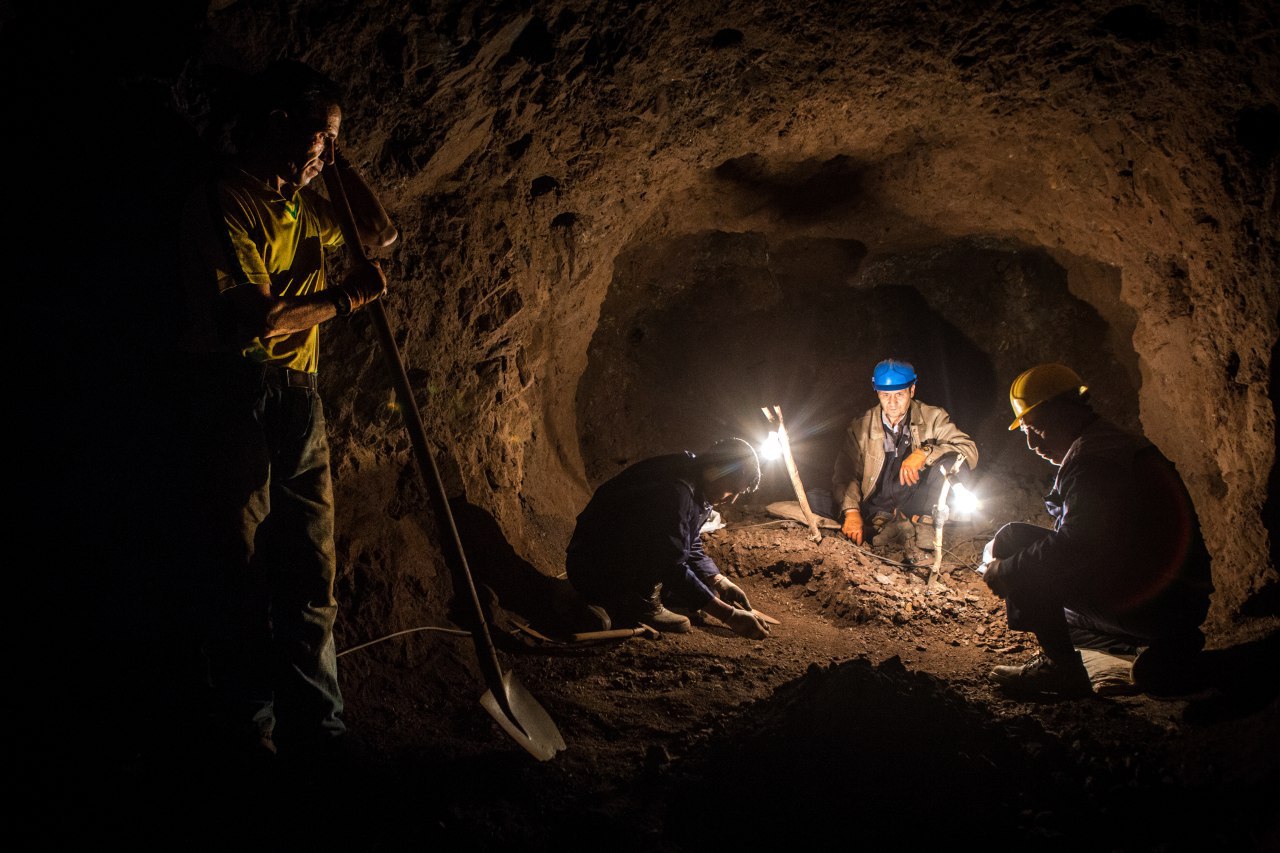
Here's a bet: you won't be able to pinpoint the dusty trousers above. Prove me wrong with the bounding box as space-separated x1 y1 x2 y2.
183 358 345 750
990 521 1208 656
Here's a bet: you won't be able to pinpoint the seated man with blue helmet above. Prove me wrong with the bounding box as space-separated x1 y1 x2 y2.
829 359 978 551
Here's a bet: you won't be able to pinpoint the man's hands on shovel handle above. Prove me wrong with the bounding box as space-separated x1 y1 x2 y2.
324 137 400 253
322 137 393 317
335 259 387 314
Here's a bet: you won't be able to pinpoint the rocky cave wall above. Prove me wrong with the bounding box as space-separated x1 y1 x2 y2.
20 1 1276 634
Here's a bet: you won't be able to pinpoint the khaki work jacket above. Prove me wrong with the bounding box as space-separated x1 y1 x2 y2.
834 399 978 517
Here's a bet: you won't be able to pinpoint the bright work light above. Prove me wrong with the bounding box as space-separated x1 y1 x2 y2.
950 481 981 515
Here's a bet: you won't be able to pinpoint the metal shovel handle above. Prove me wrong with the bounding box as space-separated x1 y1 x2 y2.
321 162 517 728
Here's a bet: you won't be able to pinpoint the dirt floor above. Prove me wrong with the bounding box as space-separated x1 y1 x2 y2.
324 496 1277 853
65 494 1258 852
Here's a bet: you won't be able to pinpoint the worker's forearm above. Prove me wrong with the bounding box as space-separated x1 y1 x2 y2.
933 428 978 468
703 597 735 621
839 482 862 515
333 160 398 248
259 290 341 337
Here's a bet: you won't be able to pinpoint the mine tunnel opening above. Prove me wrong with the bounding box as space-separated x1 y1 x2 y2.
576 229 1140 521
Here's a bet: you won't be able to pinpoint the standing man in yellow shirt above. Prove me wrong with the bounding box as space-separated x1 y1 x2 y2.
179 59 397 769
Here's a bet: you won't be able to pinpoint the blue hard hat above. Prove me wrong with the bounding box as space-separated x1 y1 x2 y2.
872 359 917 391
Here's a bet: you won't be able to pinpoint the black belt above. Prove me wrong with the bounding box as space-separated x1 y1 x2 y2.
261 364 318 390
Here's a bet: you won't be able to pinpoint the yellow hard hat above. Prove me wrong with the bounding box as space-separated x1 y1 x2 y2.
1008 364 1088 430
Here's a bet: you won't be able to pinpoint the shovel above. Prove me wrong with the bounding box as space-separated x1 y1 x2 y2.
324 156 565 762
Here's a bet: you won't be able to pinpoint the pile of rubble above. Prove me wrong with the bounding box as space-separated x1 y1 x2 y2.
704 510 1027 652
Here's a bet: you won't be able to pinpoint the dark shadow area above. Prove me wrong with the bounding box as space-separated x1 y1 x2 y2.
1264 328 1280 578
1182 629 1280 724
1240 582 1280 619
447 498 589 642
664 655 1277 850
9 3 224 799
714 153 868 222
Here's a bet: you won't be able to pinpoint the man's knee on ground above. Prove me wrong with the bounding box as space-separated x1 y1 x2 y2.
989 521 1054 560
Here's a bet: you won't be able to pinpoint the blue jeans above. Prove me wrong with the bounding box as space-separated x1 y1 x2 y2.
863 452 967 522
814 452 969 524
189 361 345 749
806 488 836 520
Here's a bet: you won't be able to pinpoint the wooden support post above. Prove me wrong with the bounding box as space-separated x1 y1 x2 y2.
762 405 822 542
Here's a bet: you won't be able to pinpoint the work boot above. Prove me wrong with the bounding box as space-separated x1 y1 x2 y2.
645 606 692 633
912 515 936 551
990 651 1093 698
868 512 893 541
636 589 691 633
874 514 913 549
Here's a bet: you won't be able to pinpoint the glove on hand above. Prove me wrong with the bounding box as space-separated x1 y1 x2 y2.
899 448 929 486
339 260 388 313
711 574 751 609
723 607 770 639
983 558 1008 598
841 509 864 544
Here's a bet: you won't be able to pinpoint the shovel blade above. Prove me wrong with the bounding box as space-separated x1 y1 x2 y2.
480 670 567 761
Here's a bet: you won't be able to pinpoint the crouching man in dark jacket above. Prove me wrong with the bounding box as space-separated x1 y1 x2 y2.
983 364 1213 697
566 437 772 639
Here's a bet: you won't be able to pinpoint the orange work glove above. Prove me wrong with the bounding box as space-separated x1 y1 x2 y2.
841 509 864 544
899 448 929 486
